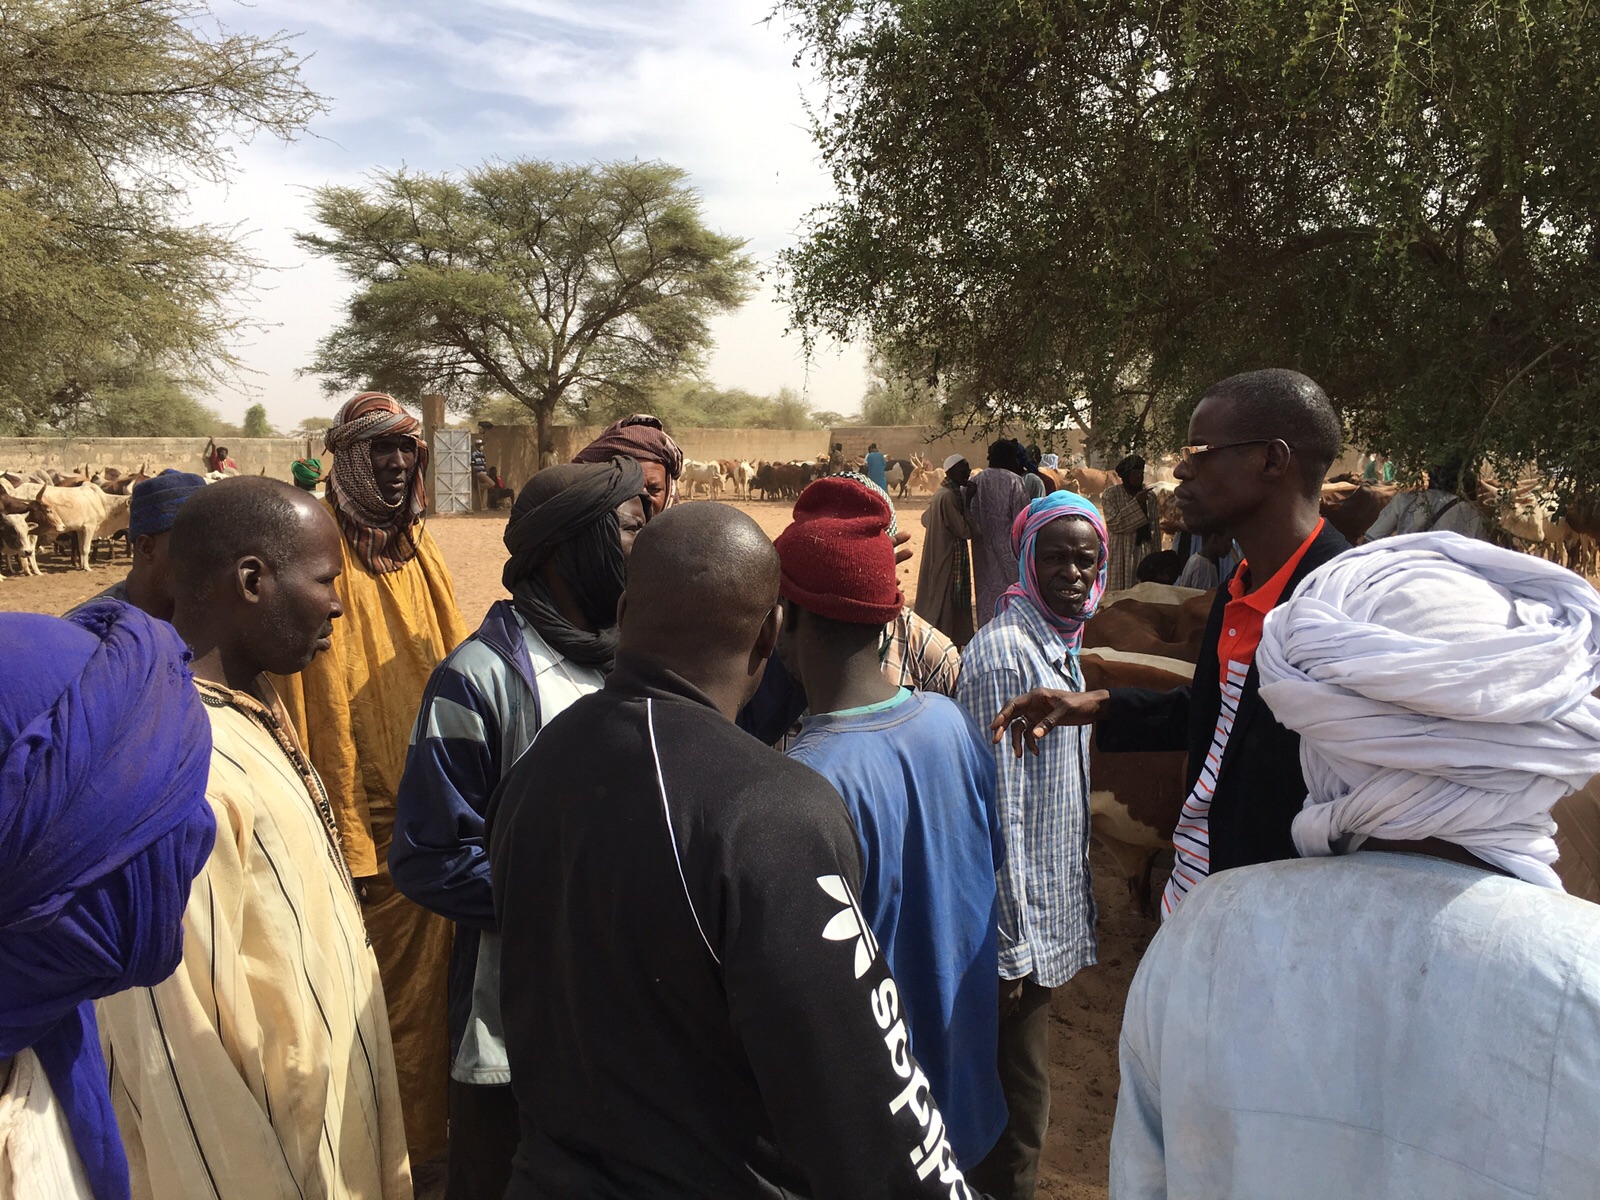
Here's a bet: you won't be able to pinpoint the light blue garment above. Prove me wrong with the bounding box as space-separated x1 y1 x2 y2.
1112 852 1600 1199
864 450 888 490
956 595 1096 988
787 689 1006 1167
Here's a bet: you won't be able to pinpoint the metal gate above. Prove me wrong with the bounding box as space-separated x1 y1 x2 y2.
432 428 471 514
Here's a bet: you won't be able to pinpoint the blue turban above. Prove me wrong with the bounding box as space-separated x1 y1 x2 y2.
0 602 215 1200
128 470 207 540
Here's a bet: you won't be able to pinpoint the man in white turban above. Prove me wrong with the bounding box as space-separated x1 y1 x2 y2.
1110 531 1600 1200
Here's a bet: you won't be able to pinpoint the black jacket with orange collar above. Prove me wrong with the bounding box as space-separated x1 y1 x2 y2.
1096 520 1352 875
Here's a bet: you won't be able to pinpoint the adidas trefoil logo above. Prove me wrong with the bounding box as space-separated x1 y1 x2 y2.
817 874 879 979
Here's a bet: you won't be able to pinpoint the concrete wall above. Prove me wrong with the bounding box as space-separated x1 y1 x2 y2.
476 425 830 494
0 436 326 481
829 425 1088 468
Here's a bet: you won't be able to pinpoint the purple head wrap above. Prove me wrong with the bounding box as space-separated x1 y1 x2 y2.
997 491 1109 651
0 602 215 1200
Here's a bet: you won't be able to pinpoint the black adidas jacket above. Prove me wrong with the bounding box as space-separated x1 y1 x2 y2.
489 650 980 1200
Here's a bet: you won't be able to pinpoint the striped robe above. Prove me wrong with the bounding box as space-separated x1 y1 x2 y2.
97 680 410 1200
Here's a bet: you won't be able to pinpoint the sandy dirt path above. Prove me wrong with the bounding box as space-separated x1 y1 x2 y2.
2 496 1153 1199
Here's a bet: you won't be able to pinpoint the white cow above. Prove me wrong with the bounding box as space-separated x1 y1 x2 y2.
29 484 131 570
681 459 723 499
0 479 39 578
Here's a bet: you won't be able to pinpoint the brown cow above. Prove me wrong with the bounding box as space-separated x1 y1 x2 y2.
1083 593 1213 663
1319 480 1399 543
1080 650 1195 915
753 461 805 500
1068 466 1118 497
1553 775 1600 904
100 470 149 496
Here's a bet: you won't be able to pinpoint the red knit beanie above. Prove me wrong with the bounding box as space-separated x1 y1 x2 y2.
774 477 904 625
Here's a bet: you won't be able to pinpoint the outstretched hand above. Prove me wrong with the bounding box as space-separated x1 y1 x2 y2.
893 529 913 566
989 688 1111 758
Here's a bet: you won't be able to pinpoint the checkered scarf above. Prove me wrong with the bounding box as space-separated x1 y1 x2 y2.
324 392 429 574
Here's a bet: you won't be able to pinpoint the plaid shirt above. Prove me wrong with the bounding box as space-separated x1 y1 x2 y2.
883 608 961 697
956 597 1096 988
1102 484 1161 592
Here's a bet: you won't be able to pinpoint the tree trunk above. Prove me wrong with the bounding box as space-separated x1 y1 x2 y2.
535 398 554 470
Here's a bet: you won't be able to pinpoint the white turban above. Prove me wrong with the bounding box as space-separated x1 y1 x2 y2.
1040 453 1060 469
1257 532 1600 888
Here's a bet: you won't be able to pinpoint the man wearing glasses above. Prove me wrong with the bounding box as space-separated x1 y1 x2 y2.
992 369 1350 917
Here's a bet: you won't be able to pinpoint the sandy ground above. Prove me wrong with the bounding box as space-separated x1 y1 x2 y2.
2 496 1153 1199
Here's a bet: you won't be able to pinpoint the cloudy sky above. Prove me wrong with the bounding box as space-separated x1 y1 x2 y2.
193 0 867 428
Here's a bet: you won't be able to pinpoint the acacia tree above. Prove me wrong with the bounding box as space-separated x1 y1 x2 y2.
781 0 1600 493
299 160 757 456
0 0 324 433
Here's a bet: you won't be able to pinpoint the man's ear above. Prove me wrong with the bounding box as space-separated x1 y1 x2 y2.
133 533 157 561
235 554 268 604
1262 438 1295 483
753 601 783 666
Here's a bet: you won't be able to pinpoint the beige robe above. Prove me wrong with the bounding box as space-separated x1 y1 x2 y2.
270 504 468 1162
98 680 411 1200
0 1050 91 1199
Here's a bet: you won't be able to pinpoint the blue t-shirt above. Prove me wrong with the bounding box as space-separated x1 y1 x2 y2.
787 689 1006 1167
864 450 888 489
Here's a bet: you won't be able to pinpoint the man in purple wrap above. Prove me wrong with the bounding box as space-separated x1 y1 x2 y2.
0 603 216 1199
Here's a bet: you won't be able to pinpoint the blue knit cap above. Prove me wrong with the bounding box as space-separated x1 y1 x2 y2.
128 471 207 540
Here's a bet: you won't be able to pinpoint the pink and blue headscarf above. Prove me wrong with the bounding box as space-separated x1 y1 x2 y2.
997 491 1109 651
0 602 215 1200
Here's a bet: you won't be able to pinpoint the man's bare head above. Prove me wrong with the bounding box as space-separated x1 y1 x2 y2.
619 503 781 716
169 477 345 679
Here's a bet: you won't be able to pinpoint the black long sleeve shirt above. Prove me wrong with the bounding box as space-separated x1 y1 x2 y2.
489 650 979 1200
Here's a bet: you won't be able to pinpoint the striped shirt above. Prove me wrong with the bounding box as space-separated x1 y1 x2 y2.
957 596 1096 988
97 679 411 1200
1161 522 1325 917
395 605 605 1085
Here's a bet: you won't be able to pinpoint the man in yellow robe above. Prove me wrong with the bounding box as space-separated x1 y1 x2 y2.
271 393 468 1164
99 478 411 1199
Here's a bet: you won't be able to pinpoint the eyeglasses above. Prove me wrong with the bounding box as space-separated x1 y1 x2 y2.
1177 439 1287 467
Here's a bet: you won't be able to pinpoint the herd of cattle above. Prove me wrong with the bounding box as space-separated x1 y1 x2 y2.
0 463 232 578
6 452 1600 583
680 454 948 501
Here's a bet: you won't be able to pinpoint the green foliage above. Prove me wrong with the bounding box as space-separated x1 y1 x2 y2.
590 381 818 430
469 394 538 427
0 356 228 437
859 353 945 426
241 403 275 437
809 409 849 428
0 0 325 434
781 0 1600 494
294 415 335 437
299 159 758 453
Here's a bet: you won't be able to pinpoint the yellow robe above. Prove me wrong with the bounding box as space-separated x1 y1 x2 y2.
98 680 411 1200
271 505 467 1164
